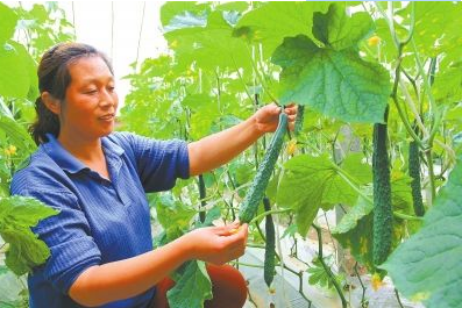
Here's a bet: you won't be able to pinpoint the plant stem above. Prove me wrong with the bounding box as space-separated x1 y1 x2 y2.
231 261 264 269
425 149 436 206
354 263 368 308
282 264 313 307
250 209 291 225
393 212 423 221
335 166 424 221
312 224 348 308
399 79 428 138
395 288 404 308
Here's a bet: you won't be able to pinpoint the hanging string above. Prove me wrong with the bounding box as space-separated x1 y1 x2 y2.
135 1 146 72
71 1 76 38
111 2 115 61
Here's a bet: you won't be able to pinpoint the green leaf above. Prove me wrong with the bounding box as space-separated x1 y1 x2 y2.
307 257 338 290
0 196 59 275
155 193 196 241
277 155 358 236
433 63 462 104
215 2 249 14
165 11 252 71
312 4 374 50
190 112 220 141
341 153 372 185
0 41 37 100
381 155 462 307
235 2 331 58
411 2 462 58
0 3 18 44
167 260 213 308
196 206 221 229
272 35 391 123
332 172 415 272
160 1 209 29
0 265 8 276
332 195 375 270
0 115 36 154
281 223 298 239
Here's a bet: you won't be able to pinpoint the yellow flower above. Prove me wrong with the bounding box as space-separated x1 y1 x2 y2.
368 35 381 47
286 138 298 156
4 145 16 156
170 40 179 49
371 273 384 291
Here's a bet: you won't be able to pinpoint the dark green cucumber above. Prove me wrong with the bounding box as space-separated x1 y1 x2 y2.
263 197 276 288
294 105 305 136
372 122 392 267
409 140 425 217
198 174 206 223
239 113 288 223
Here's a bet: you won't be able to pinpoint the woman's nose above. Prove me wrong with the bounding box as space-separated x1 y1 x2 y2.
99 89 117 108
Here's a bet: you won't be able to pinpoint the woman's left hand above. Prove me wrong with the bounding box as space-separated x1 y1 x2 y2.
254 102 297 134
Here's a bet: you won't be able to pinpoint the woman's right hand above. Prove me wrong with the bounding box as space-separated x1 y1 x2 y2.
184 222 248 265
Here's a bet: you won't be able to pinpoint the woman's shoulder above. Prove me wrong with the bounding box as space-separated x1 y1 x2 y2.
10 147 72 196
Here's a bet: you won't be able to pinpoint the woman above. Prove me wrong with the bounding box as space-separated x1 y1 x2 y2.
11 43 297 307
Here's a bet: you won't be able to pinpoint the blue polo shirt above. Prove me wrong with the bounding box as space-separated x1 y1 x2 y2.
10 132 190 307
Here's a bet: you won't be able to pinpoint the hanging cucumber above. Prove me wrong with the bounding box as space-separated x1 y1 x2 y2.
372 122 392 267
239 112 288 223
409 140 425 217
294 105 305 137
198 174 206 223
263 197 276 288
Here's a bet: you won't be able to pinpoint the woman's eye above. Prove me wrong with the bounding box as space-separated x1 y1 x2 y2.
107 86 115 92
84 89 98 95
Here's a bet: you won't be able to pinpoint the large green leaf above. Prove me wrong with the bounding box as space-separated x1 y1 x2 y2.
0 196 59 276
0 265 8 276
341 153 372 185
410 2 462 59
381 156 462 307
0 2 18 44
234 2 332 58
277 155 360 236
155 193 197 242
165 11 252 71
332 195 375 270
167 260 213 308
0 42 37 100
433 63 462 104
312 4 374 51
332 170 416 272
0 115 36 154
272 35 391 123
160 1 209 29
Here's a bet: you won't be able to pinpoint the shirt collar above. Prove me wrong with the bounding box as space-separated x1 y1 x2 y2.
42 133 124 174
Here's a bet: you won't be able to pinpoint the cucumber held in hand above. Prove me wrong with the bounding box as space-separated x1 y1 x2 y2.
239 112 288 223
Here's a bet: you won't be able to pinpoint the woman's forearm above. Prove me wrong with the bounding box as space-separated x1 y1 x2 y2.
69 234 193 307
188 115 263 176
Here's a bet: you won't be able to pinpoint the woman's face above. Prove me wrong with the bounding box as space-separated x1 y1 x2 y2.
60 56 118 140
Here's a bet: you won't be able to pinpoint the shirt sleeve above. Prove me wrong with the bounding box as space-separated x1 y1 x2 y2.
118 133 190 192
14 187 102 294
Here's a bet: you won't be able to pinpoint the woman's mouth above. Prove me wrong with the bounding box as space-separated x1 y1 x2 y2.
98 114 115 122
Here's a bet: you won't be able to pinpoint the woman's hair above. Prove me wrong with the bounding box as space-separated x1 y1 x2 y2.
30 42 114 145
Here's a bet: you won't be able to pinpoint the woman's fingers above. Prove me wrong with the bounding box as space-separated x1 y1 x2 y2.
287 114 297 122
284 103 298 115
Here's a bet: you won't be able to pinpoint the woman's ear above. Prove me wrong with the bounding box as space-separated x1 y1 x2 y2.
41 92 61 115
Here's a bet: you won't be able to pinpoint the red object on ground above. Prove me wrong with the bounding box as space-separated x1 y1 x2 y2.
151 264 248 308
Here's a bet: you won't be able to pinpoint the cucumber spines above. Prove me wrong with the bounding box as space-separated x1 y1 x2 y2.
239 112 288 223
372 123 393 267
